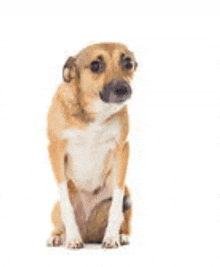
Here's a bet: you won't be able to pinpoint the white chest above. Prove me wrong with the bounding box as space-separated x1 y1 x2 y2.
62 120 121 192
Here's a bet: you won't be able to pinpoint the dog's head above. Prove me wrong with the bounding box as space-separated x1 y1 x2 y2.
63 43 138 118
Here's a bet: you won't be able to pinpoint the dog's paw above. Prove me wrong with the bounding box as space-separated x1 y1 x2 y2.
120 234 130 245
102 235 120 249
66 238 84 249
46 235 64 247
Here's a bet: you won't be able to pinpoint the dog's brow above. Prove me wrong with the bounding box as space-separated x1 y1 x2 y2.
97 55 103 61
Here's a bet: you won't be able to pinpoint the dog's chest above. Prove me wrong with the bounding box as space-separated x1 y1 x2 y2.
63 120 121 192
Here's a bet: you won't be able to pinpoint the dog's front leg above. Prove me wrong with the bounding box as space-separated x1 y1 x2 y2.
102 142 129 248
48 140 83 248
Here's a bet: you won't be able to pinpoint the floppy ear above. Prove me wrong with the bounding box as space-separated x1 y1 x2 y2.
62 56 78 83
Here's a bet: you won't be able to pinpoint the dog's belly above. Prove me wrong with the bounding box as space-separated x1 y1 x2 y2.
63 120 120 192
72 181 113 241
74 181 113 221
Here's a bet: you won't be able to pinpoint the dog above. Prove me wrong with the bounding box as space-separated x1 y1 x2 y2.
46 43 138 249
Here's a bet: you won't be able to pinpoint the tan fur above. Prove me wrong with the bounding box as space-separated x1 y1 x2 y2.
47 42 137 246
51 185 132 243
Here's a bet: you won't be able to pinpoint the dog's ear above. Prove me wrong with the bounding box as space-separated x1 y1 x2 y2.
63 56 78 83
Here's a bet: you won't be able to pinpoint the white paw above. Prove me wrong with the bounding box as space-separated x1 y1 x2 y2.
120 234 130 245
66 237 84 249
102 235 120 249
46 235 63 247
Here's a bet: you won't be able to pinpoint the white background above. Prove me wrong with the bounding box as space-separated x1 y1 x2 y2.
0 7 220 267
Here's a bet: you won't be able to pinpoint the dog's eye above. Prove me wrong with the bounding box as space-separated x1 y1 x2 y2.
124 59 133 70
90 60 104 73
121 55 134 70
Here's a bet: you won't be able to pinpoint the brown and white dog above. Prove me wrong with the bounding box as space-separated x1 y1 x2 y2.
46 43 138 249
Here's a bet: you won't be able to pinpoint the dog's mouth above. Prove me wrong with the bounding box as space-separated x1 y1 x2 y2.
99 80 132 104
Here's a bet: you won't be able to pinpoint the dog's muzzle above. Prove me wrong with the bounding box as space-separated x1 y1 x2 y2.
99 80 132 104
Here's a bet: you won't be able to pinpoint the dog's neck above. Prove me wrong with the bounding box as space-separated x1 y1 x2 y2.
75 100 124 125
72 107 95 124
57 81 126 125
91 99 126 123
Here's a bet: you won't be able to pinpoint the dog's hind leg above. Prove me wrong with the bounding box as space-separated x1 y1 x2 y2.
46 201 65 247
119 203 132 245
119 186 132 245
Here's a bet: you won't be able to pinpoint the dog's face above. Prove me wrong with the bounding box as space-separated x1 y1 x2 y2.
63 43 137 113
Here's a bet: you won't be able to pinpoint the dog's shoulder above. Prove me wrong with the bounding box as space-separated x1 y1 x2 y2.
47 82 87 142
108 105 129 144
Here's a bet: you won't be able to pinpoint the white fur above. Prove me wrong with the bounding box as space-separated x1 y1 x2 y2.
61 99 126 246
103 159 124 245
104 187 124 238
92 99 127 123
62 100 123 192
120 234 130 245
59 181 82 243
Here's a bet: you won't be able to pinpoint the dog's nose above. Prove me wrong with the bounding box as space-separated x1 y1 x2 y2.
114 83 130 97
100 80 132 103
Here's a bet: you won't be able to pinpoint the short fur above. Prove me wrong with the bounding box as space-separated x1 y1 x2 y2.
47 42 137 249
